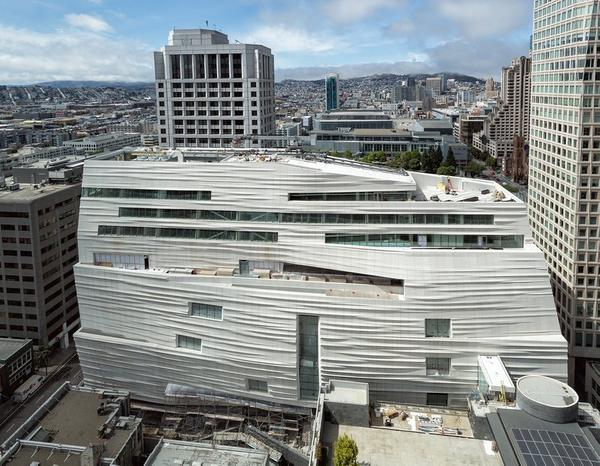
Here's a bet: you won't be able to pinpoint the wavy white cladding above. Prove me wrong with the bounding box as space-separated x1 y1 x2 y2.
74 159 567 407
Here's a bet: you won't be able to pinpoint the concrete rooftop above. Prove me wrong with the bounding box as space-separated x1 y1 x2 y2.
322 423 503 466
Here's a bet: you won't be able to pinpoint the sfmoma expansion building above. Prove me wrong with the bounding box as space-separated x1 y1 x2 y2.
73 151 567 408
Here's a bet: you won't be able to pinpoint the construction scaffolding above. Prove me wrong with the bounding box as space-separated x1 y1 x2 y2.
135 384 315 465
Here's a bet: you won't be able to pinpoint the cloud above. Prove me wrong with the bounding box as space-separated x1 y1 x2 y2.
386 18 416 35
64 13 111 33
425 38 526 78
438 0 531 38
320 0 406 24
0 24 153 84
244 25 342 53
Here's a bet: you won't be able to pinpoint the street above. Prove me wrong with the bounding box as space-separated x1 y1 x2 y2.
0 346 82 445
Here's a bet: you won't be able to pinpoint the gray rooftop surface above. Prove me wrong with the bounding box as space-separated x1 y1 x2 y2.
146 440 269 466
518 375 578 408
6 446 81 466
0 338 30 362
0 182 77 202
38 390 135 457
322 423 502 466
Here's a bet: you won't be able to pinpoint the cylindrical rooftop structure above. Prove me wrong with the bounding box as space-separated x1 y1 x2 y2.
516 375 578 423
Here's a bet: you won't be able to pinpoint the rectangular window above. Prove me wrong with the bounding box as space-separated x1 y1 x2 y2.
426 393 448 407
325 233 522 249
426 357 450 376
118 207 493 226
98 226 277 243
93 253 148 270
82 188 211 200
176 335 202 351
289 191 410 201
247 379 268 393
190 303 223 320
425 319 451 338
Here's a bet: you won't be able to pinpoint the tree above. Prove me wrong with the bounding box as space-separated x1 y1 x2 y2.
391 150 420 170
431 146 444 172
466 160 483 177
362 151 386 164
437 165 456 176
468 145 483 161
408 157 421 171
485 155 497 169
420 148 434 173
334 434 359 466
444 147 456 167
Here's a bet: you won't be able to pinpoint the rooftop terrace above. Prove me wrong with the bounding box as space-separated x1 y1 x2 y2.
86 148 521 204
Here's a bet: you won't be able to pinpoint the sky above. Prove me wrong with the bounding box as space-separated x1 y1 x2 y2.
0 0 534 84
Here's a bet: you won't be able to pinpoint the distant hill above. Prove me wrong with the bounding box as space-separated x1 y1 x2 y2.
34 80 154 90
278 72 483 85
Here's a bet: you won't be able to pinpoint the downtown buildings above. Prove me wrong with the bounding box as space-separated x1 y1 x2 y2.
73 149 567 408
473 56 531 180
154 29 275 149
529 0 600 396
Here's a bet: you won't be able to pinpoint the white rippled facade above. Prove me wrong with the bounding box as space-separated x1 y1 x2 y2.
74 153 568 408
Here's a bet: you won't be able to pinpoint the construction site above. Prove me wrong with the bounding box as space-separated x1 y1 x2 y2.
136 384 317 465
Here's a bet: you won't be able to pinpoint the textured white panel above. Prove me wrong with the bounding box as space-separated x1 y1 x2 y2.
74 160 567 408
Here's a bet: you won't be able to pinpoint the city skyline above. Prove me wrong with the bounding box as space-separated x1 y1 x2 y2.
1 0 533 84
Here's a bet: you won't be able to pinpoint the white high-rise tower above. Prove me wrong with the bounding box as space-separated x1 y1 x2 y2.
154 29 275 149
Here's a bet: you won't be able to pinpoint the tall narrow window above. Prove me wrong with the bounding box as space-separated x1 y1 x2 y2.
207 54 217 79
298 315 319 400
170 55 181 79
182 54 193 79
194 54 205 79
219 54 230 78
232 54 242 78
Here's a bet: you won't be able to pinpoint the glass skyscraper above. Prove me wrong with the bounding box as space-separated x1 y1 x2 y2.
529 0 600 396
325 73 339 111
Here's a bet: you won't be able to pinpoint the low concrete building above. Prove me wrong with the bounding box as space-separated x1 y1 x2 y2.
314 110 394 131
145 439 269 466
311 127 468 162
0 338 33 399
411 119 454 135
64 132 141 155
0 383 142 466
